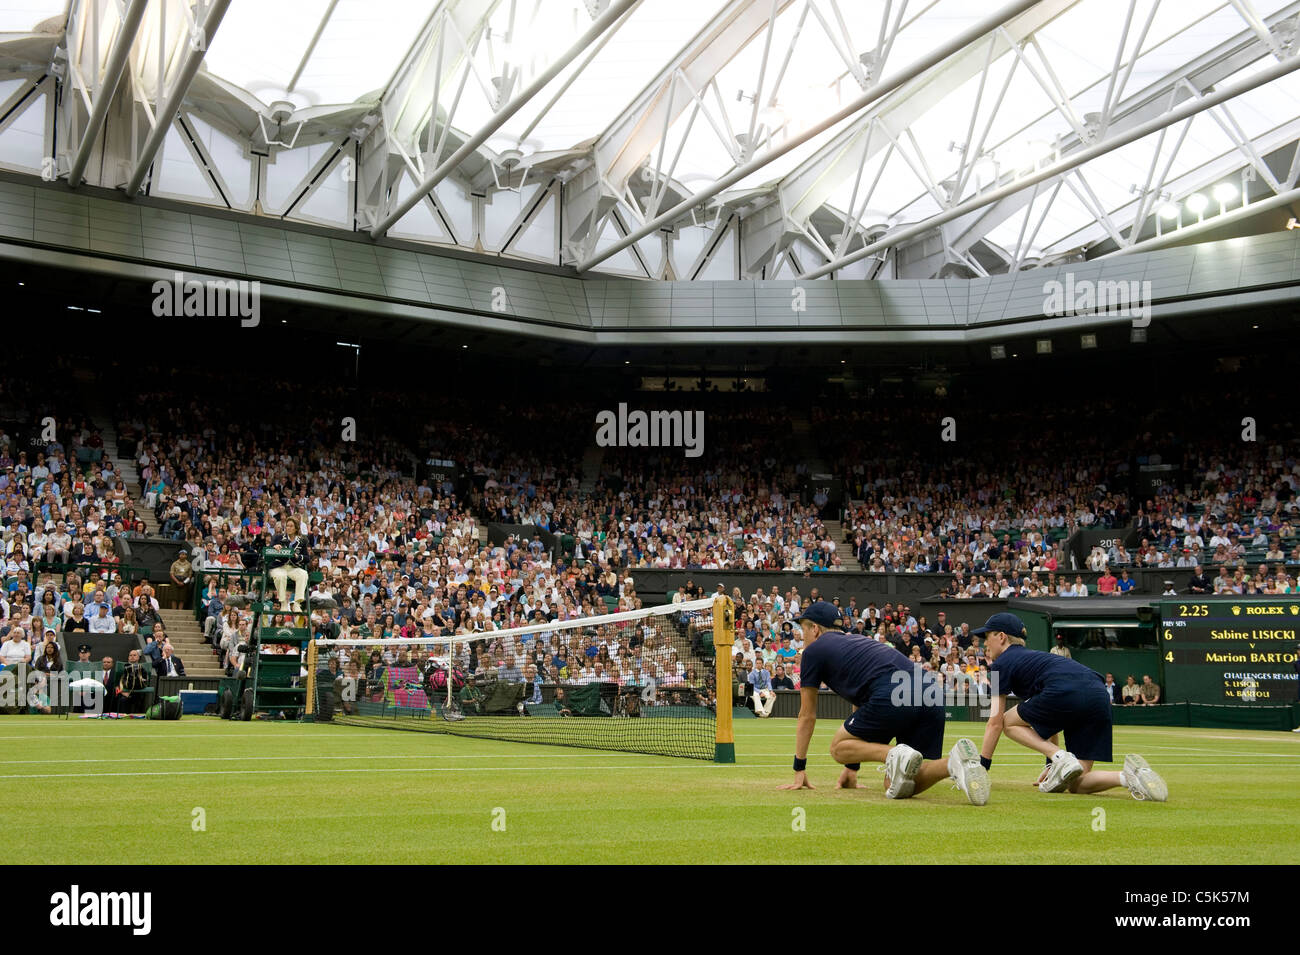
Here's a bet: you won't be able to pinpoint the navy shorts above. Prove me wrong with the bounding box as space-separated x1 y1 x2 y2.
1016 682 1114 763
842 677 945 760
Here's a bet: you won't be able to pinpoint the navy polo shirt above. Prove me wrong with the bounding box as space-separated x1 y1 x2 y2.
988 643 1103 698
799 631 916 706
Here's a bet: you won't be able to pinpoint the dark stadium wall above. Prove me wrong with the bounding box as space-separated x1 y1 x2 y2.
487 523 559 552
1072 648 1163 686
1012 608 1053 651
632 569 972 606
1069 527 1142 567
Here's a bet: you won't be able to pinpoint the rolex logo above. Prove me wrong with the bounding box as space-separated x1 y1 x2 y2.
1290 605 1298 616
1231 606 1241 616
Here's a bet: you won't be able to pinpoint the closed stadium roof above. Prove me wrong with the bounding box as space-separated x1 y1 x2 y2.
0 0 1298 278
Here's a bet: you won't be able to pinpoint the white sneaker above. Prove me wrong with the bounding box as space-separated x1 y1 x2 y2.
1121 754 1168 802
1038 750 1083 793
881 743 923 799
1292 726 1300 733
948 738 990 806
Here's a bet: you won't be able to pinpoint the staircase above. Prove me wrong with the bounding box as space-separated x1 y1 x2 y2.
822 517 846 544
157 608 225 677
89 413 160 535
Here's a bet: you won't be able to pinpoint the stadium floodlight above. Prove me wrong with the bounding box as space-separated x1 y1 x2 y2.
1158 203 1180 220
1184 193 1209 217
1212 182 1238 205
1080 333 1098 349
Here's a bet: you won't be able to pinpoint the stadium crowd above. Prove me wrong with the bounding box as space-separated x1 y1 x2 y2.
0 358 1294 717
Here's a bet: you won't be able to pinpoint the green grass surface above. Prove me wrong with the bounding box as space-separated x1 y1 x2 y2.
3 716 1297 864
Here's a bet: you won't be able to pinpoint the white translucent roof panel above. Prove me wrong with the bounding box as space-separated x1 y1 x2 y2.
519 0 727 153
202 0 424 107
0 0 62 33
702 0 980 191
202 0 332 104
290 0 434 105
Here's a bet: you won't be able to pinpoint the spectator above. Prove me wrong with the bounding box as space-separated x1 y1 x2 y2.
158 644 185 678
0 627 31 666
1139 674 1161 706
1102 672 1121 705
748 658 775 716
1121 675 1141 705
89 604 115 634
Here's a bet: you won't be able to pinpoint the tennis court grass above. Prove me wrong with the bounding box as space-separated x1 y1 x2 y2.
3 716 1296 864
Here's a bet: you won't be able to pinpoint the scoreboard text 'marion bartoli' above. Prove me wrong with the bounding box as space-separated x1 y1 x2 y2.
1160 600 1300 704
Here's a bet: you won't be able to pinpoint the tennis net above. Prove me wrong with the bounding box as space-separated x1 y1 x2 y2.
308 597 727 759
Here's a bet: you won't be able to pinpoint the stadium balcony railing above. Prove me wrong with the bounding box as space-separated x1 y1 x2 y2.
36 561 150 585
190 568 261 619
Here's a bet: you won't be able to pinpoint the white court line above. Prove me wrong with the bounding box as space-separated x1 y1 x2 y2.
3 753 692 764
6 752 1284 766
1132 743 1300 757
0 738 410 743
0 761 1292 780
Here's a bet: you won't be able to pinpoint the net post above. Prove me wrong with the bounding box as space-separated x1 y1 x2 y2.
712 595 736 763
304 639 317 721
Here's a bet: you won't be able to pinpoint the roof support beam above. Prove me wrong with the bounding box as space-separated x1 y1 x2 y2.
943 0 1300 253
576 0 1045 273
593 0 797 192
798 49 1300 278
369 0 641 239
123 0 232 197
775 0 1076 231
68 0 149 188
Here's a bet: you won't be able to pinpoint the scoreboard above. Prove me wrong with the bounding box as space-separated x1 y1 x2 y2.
1159 601 1300 704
